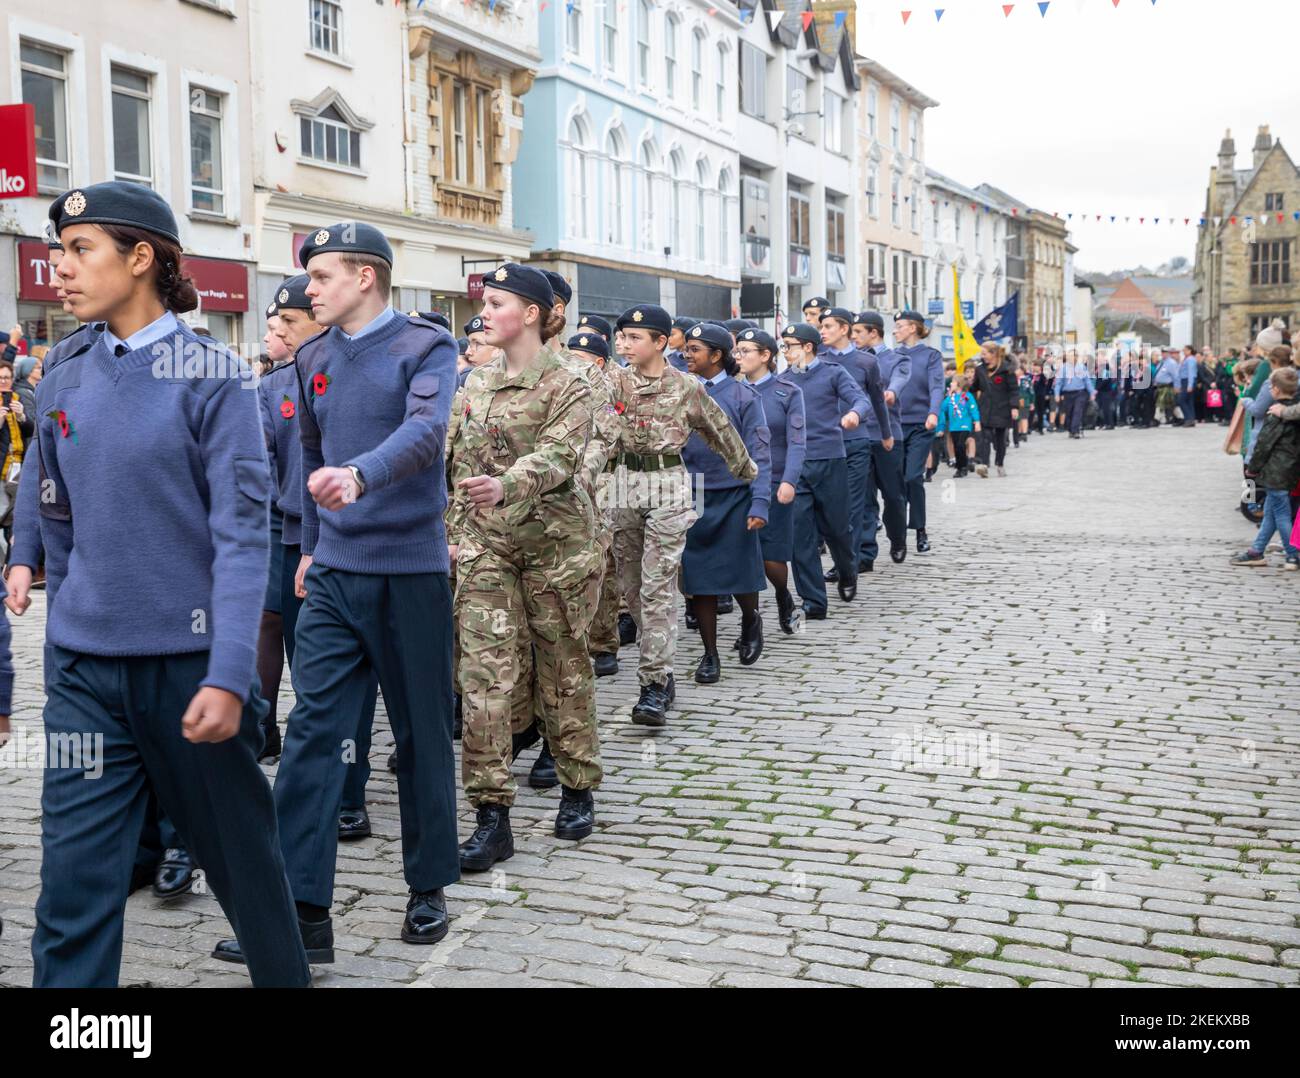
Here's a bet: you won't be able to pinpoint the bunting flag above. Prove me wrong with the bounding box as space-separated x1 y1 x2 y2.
935 8 945 19
767 9 784 30
952 266 982 373
1038 1 1049 14
1002 3 1014 15
901 10 913 23
834 11 847 29
890 0 1173 26
800 11 815 31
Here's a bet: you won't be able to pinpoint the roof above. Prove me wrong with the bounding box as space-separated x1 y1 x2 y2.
1127 276 1195 306
855 57 940 109
926 168 1003 211
975 182 1031 214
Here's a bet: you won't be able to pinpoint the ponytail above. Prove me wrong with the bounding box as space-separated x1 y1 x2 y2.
102 224 199 313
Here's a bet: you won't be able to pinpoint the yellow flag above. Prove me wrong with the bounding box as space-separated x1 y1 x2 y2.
952 265 981 373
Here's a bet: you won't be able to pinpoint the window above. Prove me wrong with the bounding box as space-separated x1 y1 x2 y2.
909 111 918 157
639 141 658 251
567 116 592 239
824 91 843 154
910 182 919 232
932 198 940 235
788 188 811 249
604 3 619 73
866 165 878 218
974 207 982 246
696 159 709 261
1264 192 1285 212
741 175 771 276
189 88 225 214
1249 313 1289 338
892 252 902 308
866 86 877 139
669 150 684 254
890 98 900 150
567 0 583 54
111 66 153 187
605 130 627 246
474 88 489 188
786 66 807 117
300 104 361 169
20 42 70 191
637 1 651 87
890 173 901 227
1250 240 1291 286
664 15 678 97
309 0 342 56
691 30 704 110
715 43 726 120
451 86 467 183
954 205 962 243
739 43 767 119
826 202 846 259
718 169 732 269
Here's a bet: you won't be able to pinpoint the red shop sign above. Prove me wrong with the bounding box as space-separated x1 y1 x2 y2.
467 273 484 300
17 239 60 302
184 256 250 313
292 232 310 270
0 104 38 198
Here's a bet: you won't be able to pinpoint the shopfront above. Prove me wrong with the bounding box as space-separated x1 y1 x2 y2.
184 256 252 346
15 239 78 350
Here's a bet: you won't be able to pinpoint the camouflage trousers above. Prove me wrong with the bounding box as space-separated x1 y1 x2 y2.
609 466 698 687
455 535 603 807
587 521 621 656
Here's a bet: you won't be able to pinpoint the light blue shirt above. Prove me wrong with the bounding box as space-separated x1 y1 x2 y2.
1179 354 1199 392
1154 357 1179 385
701 370 729 387
101 310 180 355
1055 360 1096 396
341 306 398 341
750 373 773 388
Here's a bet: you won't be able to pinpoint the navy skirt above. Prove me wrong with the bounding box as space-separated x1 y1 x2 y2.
682 484 766 595
264 507 284 613
758 488 794 563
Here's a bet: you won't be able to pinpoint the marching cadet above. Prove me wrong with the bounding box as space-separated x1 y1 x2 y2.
215 222 460 963
446 263 603 872
679 324 772 682
576 313 613 341
607 306 757 725
462 315 493 387
5 181 309 987
802 295 830 327
264 275 380 840
779 322 873 620
414 311 452 333
817 307 892 580
850 311 911 572
666 317 697 372
893 310 946 554
542 270 573 346
736 329 806 634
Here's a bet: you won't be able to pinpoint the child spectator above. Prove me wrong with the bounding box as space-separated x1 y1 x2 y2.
938 376 981 478
1233 366 1300 569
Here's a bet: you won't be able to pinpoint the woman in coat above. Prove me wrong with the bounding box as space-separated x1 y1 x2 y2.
969 342 1020 477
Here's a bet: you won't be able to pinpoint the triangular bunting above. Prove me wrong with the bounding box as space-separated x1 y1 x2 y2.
935 7 944 19
1038 0 1049 13
1112 0 1120 6
767 9 784 30
1002 3 1014 15
901 10 912 24
834 11 847 28
801 11 814 31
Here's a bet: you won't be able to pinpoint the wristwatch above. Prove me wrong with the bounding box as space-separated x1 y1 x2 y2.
346 465 366 498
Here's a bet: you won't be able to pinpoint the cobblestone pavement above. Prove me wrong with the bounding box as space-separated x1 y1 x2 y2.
2 423 1298 988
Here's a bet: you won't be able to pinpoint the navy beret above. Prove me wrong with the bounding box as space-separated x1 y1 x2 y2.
735 328 778 355
576 314 612 339
684 321 734 354
482 262 554 309
897 309 927 325
671 317 698 334
567 333 610 361
298 221 393 267
854 311 885 331
615 303 672 335
265 301 277 319
464 315 485 335
723 318 758 334
802 295 830 310
781 322 821 346
456 336 470 353
274 274 312 312
411 310 451 331
819 306 855 325
49 181 180 244
542 270 573 306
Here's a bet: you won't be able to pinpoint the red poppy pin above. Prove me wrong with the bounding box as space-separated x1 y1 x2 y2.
312 372 331 396
994 375 1004 384
613 401 626 415
46 409 77 443
280 395 296 419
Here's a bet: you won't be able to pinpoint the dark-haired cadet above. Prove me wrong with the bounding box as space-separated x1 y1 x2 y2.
735 329 805 633
893 310 945 553
542 270 573 348
667 317 696 372
780 322 870 620
802 295 830 327
215 222 459 962
680 323 772 682
6 181 308 987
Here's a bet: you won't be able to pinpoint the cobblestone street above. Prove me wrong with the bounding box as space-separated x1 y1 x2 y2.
2 424 1298 988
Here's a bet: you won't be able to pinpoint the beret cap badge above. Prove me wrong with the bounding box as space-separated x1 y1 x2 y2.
278 289 290 304
64 191 87 217
313 229 330 245
691 326 702 337
744 331 754 339
632 310 643 322
494 267 509 281
579 336 589 346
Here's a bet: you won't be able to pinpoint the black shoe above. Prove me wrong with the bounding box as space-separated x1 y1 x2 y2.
453 693 462 741
555 785 595 841
153 848 195 900
618 613 638 646
511 720 541 760
214 914 335 965
684 599 698 632
837 576 857 602
387 752 399 772
631 683 668 727
338 806 371 842
776 588 796 634
401 888 449 945
916 529 931 553
890 544 906 564
665 673 676 704
716 595 734 615
592 652 619 677
824 566 839 582
694 651 721 684
458 805 514 873
858 560 874 573
528 741 558 789
257 720 281 763
738 613 763 666
802 605 828 620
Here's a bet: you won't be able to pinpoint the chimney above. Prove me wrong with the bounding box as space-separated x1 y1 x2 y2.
1253 124 1273 170
1214 130 1236 216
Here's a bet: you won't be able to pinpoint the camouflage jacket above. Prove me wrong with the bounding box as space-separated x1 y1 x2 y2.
605 362 758 480
555 347 619 496
446 347 595 548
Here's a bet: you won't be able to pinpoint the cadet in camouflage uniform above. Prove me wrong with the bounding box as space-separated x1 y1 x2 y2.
446 263 603 872
607 305 757 727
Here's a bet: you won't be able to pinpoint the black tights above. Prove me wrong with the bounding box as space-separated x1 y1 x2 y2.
256 610 285 727
694 592 760 655
764 560 789 595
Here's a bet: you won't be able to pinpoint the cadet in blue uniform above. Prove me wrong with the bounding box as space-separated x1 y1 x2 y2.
680 323 772 682
666 317 696 372
893 310 945 553
850 311 911 571
802 296 830 327
780 323 871 619
5 182 309 987
817 307 893 579
214 222 459 964
264 275 381 839
735 329 805 633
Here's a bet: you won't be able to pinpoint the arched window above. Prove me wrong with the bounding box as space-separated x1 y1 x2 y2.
668 149 684 255
691 30 704 111
695 158 709 262
605 127 628 247
664 15 678 100
637 0 652 88
717 168 733 270
715 42 726 120
566 114 592 240
639 139 660 253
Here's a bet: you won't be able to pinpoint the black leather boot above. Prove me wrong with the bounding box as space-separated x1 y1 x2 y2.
916 529 931 553
776 588 796 634
528 741 558 789
213 913 335 965
592 652 619 677
338 805 371 842
837 574 857 602
153 848 195 900
511 719 541 760
401 888 449 945
631 683 668 727
458 805 514 873
694 651 721 684
618 612 638 646
716 595 734 615
555 786 595 840
738 612 763 666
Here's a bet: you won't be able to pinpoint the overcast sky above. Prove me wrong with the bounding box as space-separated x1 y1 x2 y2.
852 0 1300 273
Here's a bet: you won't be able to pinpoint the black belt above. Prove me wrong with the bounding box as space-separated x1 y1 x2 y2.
606 452 684 473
